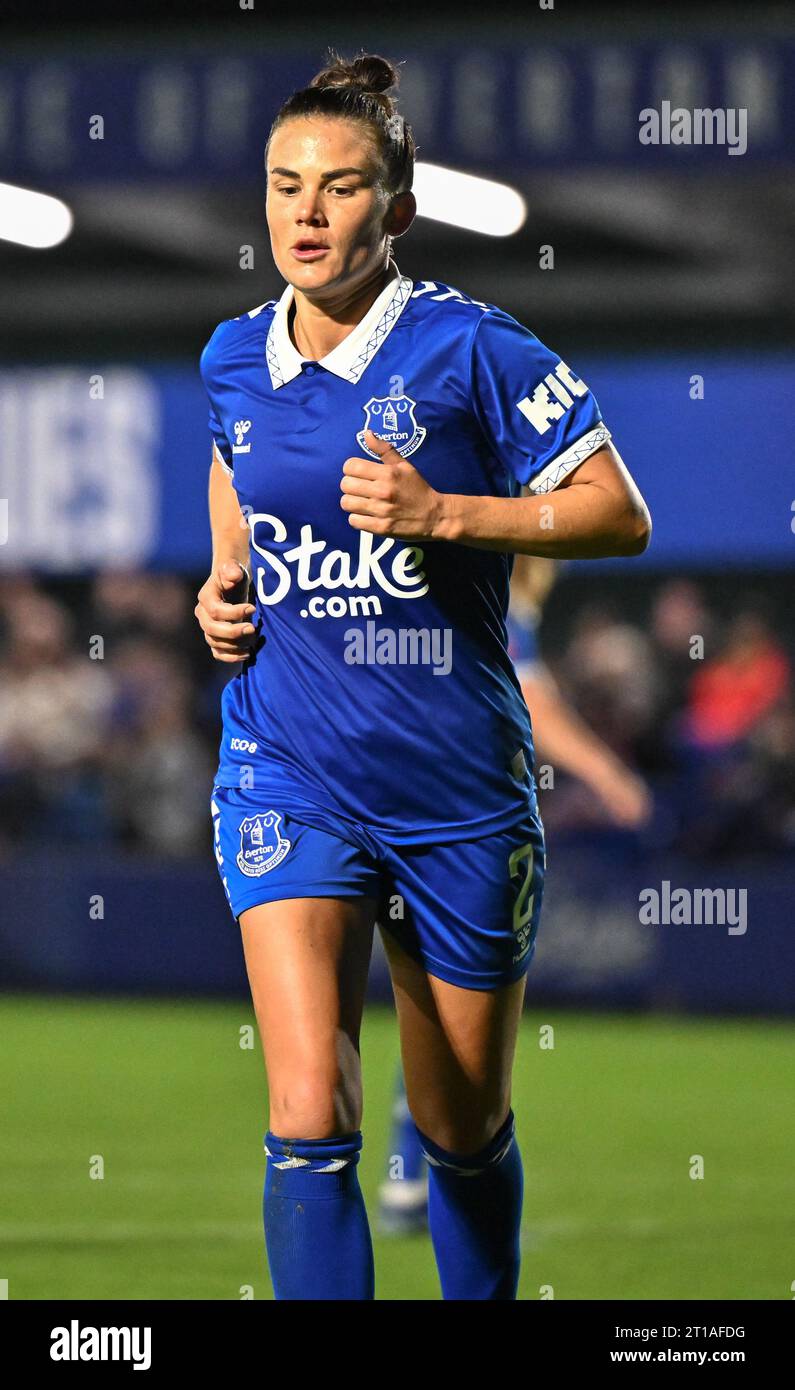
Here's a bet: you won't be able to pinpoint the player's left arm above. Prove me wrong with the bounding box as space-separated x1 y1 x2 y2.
340 430 651 557
434 439 651 556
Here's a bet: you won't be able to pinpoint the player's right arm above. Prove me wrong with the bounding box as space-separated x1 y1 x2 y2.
521 665 652 828
194 445 258 663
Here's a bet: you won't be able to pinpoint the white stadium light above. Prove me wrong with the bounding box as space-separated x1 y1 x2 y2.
0 182 73 249
412 163 526 237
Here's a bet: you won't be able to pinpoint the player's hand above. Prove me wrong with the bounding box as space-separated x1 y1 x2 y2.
195 560 258 663
340 429 445 540
594 764 653 829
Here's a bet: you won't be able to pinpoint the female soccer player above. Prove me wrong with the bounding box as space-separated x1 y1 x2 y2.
197 50 651 1301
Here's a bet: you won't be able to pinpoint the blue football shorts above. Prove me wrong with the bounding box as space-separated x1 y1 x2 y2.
210 784 545 991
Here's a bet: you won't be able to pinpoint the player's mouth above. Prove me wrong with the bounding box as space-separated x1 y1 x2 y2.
291 241 330 261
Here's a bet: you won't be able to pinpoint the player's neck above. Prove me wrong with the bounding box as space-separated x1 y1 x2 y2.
289 258 391 361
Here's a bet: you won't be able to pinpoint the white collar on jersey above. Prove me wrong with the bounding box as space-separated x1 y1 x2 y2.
265 257 413 390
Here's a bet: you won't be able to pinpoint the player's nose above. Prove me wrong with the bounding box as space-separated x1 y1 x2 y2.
295 210 327 229
294 190 327 226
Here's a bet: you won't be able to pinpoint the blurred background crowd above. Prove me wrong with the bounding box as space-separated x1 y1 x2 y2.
1 568 791 861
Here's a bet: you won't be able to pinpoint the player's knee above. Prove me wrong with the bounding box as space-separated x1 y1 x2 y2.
410 1100 512 1158
269 1066 362 1138
416 1106 517 1174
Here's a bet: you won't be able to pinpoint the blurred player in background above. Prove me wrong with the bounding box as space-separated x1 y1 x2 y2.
379 555 652 1233
196 50 650 1300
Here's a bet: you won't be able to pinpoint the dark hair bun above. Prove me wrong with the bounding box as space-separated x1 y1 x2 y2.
310 51 399 98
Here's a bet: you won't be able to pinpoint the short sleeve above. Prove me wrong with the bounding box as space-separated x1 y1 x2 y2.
208 399 234 477
200 331 234 478
470 309 611 493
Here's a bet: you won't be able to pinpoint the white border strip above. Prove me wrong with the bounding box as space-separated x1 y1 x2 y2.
528 425 612 495
212 440 234 478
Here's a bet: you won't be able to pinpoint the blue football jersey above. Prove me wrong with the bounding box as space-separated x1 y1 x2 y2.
506 607 540 681
200 258 610 844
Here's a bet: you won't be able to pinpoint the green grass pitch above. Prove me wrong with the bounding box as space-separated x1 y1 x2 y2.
1 995 792 1300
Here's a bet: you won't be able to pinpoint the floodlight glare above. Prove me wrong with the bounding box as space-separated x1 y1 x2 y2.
412 163 526 237
0 182 73 249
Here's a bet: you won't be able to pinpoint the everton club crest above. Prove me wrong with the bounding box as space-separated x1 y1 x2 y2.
236 811 291 878
356 395 427 459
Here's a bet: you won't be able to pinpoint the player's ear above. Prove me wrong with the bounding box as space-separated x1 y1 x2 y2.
385 190 416 239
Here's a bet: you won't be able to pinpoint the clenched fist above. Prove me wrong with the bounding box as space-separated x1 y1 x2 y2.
340 428 446 540
195 559 258 664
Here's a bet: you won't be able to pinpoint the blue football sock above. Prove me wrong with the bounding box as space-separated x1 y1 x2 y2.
378 1067 428 1230
385 1066 427 1184
263 1130 374 1300
416 1109 523 1300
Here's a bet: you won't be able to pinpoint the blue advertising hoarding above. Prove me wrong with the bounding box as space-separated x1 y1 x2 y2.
0 36 792 185
0 842 792 1015
0 353 792 573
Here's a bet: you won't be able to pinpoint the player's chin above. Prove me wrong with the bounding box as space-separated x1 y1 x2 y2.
284 250 339 284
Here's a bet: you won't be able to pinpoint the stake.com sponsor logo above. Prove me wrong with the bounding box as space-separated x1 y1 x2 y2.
248 513 428 619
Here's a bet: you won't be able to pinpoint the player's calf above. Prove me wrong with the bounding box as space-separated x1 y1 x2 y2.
263 1130 374 1299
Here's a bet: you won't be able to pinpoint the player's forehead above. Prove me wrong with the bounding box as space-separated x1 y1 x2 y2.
267 116 379 181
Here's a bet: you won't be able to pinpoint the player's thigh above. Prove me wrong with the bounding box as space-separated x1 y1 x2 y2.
210 788 380 1135
382 927 527 1155
377 812 543 1152
240 895 377 1137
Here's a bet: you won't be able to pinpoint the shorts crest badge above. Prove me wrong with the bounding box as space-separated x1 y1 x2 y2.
236 811 291 877
357 395 426 458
